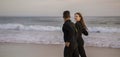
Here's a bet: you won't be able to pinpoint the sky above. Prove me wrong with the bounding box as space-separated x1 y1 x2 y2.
0 0 120 16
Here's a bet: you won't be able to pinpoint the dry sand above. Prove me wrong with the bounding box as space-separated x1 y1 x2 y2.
0 43 120 57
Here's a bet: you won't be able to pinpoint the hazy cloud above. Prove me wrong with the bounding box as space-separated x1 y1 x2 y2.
0 0 120 16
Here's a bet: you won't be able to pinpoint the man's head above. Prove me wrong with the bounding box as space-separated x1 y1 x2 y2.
63 10 70 20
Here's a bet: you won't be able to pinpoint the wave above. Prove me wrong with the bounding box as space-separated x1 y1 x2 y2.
0 23 120 33
0 23 60 31
88 27 120 33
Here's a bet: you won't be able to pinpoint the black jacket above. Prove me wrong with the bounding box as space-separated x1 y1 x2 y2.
62 20 78 49
75 21 88 37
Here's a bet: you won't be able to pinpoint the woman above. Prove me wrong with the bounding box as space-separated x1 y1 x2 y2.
74 12 88 57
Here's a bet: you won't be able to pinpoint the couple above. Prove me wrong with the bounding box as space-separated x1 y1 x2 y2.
62 10 88 57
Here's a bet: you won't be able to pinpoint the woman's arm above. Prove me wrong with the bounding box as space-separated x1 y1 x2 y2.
76 22 88 36
82 28 88 36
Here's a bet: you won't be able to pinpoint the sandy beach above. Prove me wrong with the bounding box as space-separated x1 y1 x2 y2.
0 43 120 57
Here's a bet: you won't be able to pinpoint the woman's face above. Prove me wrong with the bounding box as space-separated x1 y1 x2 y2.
74 14 81 22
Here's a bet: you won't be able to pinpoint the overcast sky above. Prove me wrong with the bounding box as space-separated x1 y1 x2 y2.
0 0 120 16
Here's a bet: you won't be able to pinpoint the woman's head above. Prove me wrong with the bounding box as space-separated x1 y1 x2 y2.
74 12 87 29
74 13 82 21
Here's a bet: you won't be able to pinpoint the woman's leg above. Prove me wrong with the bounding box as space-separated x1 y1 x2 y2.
72 48 79 57
78 38 87 57
78 46 87 57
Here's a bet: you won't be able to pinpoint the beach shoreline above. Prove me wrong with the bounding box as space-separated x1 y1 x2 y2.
0 43 120 57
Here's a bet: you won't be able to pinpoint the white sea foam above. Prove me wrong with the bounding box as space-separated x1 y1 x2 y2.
0 30 120 48
88 27 120 33
0 23 120 48
0 23 60 31
0 23 120 33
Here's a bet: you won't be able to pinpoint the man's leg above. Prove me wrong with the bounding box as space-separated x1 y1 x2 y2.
64 46 72 57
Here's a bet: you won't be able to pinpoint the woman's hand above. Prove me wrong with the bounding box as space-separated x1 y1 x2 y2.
65 42 70 47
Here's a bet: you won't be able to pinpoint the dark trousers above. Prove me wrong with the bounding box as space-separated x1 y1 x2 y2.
78 46 87 57
64 46 79 57
78 38 87 57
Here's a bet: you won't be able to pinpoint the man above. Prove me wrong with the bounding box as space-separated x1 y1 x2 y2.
62 10 79 57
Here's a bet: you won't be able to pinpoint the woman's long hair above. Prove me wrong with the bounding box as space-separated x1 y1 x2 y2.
75 12 88 30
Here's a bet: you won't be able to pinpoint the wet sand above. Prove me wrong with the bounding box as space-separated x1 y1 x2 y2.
0 43 120 57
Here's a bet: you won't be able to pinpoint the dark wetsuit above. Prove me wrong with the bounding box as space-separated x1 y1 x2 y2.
62 20 79 57
75 21 88 57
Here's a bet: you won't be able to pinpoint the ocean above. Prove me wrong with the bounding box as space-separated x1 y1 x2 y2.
0 16 120 48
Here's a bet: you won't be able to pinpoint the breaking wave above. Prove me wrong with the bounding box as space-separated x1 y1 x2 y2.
0 23 120 33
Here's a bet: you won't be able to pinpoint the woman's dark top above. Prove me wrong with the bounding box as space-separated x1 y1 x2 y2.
75 21 88 45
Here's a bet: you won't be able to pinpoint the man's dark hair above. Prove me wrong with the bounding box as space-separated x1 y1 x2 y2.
63 10 70 19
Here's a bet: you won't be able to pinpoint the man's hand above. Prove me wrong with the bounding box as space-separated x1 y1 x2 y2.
65 42 70 47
